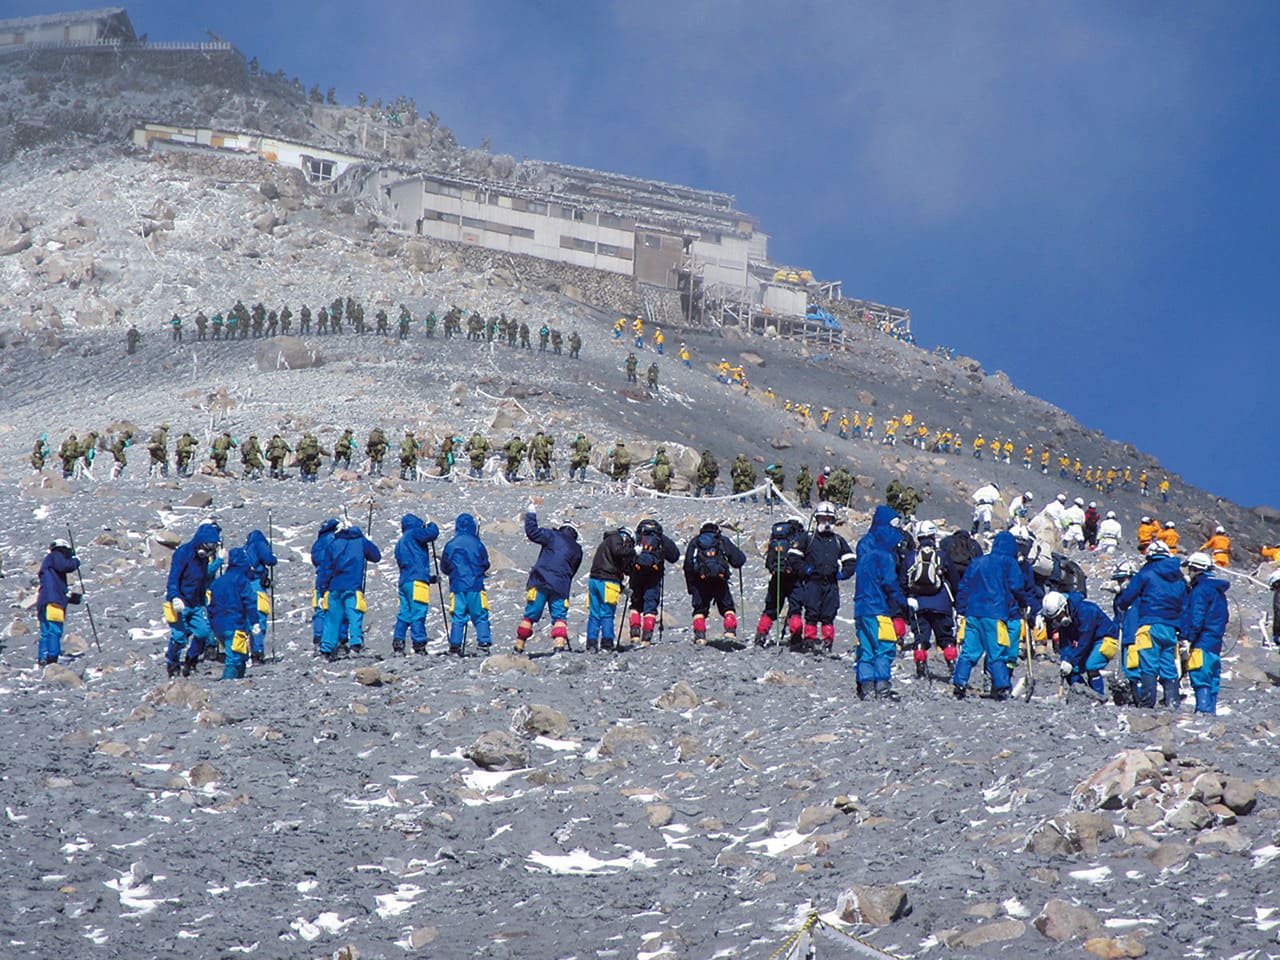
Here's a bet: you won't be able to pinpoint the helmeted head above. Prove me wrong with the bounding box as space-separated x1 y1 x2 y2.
1089 501 1097 508
814 501 837 534
1269 569 1280 589
1185 552 1213 574
700 520 720 535
559 521 578 541
1023 491 1033 502
916 520 938 539
1165 521 1175 529
1112 559 1136 580
1074 497 1084 507
1215 525 1225 534
1147 540 1172 558
1142 516 1151 524
1056 493 1067 503
1042 590 1069 623
49 537 72 554
1106 511 1116 519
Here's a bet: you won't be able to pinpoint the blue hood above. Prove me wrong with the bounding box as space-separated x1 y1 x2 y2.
455 513 477 536
226 547 249 572
402 513 425 532
991 531 1018 558
193 523 222 546
318 518 339 536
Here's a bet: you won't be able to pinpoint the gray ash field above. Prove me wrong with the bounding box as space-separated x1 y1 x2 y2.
1 48 1279 960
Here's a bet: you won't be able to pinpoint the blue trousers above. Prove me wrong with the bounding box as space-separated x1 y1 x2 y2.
524 590 568 623
219 631 247 679
951 617 1011 692
449 590 492 648
321 590 364 653
312 592 348 643
395 582 429 646
168 606 211 666
38 612 64 662
1133 623 1179 707
855 615 896 684
254 590 270 654
587 578 621 643
1187 647 1221 714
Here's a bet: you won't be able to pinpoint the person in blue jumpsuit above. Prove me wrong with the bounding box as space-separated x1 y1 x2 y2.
440 512 493 655
904 520 957 676
586 526 633 652
1114 539 1188 708
208 547 259 679
393 513 440 655
165 522 221 677
316 521 381 660
627 518 681 646
1181 552 1229 714
243 529 277 664
1042 590 1118 697
310 518 346 650
516 504 583 654
37 538 81 666
853 505 908 700
952 530 1029 700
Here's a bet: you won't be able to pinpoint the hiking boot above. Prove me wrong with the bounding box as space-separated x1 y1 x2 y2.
392 641 405 655
629 625 641 641
553 638 568 653
754 632 769 647
412 643 427 656
640 630 654 646
601 639 614 652
856 683 869 700
251 652 265 665
952 686 966 700
447 644 463 657
723 631 737 644
167 662 180 678
347 643 363 657
693 629 707 645
324 651 340 663
586 642 598 653
478 643 492 656
513 637 526 654
181 659 196 678
915 660 928 679
213 647 226 663
992 687 1010 702
203 645 218 662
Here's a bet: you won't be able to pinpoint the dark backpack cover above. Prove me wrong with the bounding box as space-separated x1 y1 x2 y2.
945 531 983 578
1048 553 1088 598
907 544 943 596
765 520 802 573
634 521 664 572
692 531 729 580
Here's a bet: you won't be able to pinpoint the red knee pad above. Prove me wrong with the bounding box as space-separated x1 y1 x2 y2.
943 645 958 663
756 614 773 633
516 620 534 641
820 623 834 642
724 611 738 632
629 610 641 629
550 620 568 640
803 623 818 641
692 614 706 632
892 617 907 639
642 614 656 632
788 614 804 635
913 648 928 663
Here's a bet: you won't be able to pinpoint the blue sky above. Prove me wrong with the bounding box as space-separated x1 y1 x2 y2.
14 2 1280 507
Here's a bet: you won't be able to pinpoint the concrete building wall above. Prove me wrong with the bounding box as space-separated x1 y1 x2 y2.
132 124 364 184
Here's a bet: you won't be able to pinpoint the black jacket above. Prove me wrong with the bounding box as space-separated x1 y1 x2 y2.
589 529 634 583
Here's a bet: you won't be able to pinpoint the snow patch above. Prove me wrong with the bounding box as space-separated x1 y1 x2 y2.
526 848 658 875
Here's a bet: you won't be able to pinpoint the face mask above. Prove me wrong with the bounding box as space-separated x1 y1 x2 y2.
817 521 833 534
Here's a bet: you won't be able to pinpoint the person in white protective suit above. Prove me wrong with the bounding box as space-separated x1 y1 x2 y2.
971 481 1002 535
1062 497 1087 550
1097 511 1123 554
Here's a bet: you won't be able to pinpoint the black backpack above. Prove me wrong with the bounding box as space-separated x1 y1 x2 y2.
634 520 664 573
1048 553 1088 598
944 530 983 581
765 520 802 574
907 543 944 596
691 530 729 580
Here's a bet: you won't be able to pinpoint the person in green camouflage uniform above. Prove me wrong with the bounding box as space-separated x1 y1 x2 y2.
296 432 326 482
731 454 758 503
240 434 265 480
695 450 719 497
366 427 388 476
78 431 99 478
332 428 356 473
210 432 236 474
399 431 419 480
795 463 814 508
465 432 489 477
530 430 555 481
30 434 49 471
436 434 461 477
503 434 526 481
148 424 170 477
59 434 80 478
824 466 855 506
650 446 672 493
267 434 292 479
568 330 581 359
110 430 133 479
607 441 632 481
646 362 659 390
568 433 591 481
765 461 785 505
625 352 638 384
175 432 197 477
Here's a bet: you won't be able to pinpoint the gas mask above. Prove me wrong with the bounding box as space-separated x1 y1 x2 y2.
816 520 834 534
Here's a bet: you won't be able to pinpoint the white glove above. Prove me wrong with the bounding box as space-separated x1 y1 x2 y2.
1059 660 1073 677
907 597 919 611
526 501 537 515
170 597 185 613
635 544 644 556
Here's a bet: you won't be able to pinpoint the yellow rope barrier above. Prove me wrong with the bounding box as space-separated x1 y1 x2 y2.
761 911 819 960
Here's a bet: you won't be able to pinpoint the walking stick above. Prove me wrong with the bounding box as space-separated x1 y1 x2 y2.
735 527 746 640
268 511 277 663
429 541 451 647
65 525 101 652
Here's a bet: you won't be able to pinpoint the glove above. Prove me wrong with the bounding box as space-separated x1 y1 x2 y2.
260 572 272 590
527 501 537 515
170 597 185 613
892 617 907 639
907 597 919 611
635 544 644 556
1059 660 1074 677
68 592 82 605
428 574 439 585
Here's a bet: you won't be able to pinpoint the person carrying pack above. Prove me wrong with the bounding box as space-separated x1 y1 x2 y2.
904 521 956 677
586 526 633 652
753 516 807 645
683 521 746 644
939 528 983 594
627 518 680 646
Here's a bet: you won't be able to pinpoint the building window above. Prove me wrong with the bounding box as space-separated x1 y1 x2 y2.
511 226 534 240
559 235 596 253
526 200 547 215
303 156 336 183
438 213 460 224
462 216 486 229
643 234 664 249
597 243 620 258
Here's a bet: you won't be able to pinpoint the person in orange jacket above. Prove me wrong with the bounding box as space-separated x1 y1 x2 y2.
1262 545 1280 563
1156 521 1180 553
1200 526 1231 567
1137 516 1161 553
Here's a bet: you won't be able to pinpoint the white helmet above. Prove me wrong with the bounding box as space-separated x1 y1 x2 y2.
1141 516 1151 523
815 501 837 519
1165 521 1176 529
1215 525 1225 534
1074 497 1085 507
1023 491 1033 501
917 520 938 537
1185 552 1213 572
1042 591 1069 620
1112 560 1136 579
1270 569 1280 588
1056 493 1067 503
1106 511 1116 519
50 537 72 551
1147 540 1172 558
1089 501 1097 508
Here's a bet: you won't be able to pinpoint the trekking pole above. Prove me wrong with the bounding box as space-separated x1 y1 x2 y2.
735 527 746 636
268 511 277 663
65 525 101 652
657 575 665 644
428 541 450 646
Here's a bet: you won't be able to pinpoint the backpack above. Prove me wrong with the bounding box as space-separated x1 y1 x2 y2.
944 530 983 583
907 543 943 596
691 531 729 580
1047 553 1088 598
634 520 664 573
765 520 801 573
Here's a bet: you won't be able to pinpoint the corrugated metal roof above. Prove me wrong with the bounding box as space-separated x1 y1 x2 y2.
0 7 128 33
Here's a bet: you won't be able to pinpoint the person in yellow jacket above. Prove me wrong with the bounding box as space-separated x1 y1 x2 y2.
864 413 874 440
883 419 899 446
916 424 929 449
679 343 691 368
1156 521 1180 553
820 408 832 431
1001 440 1014 464
988 437 1001 460
1158 477 1170 503
1200 527 1231 567
1085 466 1094 486
613 317 625 339
1040 449 1051 474
1073 458 1083 481
838 414 850 439
653 327 664 354
1139 471 1149 496
851 412 862 438
901 411 913 430
717 359 731 383
1023 445 1034 469
973 434 985 459
1261 545 1280 563
1137 516 1161 553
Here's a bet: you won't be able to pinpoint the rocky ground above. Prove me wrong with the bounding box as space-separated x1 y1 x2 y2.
2 48 1279 960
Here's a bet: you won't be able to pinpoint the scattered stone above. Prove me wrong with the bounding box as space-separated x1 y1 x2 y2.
1073 750 1161 811
465 730 529 771
761 669 810 687
1084 935 1147 958
45 776 74 789
836 884 910 926
479 654 542 676
188 762 223 787
797 805 838 834
1164 799 1213 832
254 336 323 371
42 663 84 687
511 703 570 738
146 680 210 711
124 703 157 724
408 927 438 949
197 710 227 727
1123 800 1163 828
1148 842 1192 871
654 680 701 710
96 741 133 757
183 491 213 509
1221 777 1257 816
645 803 674 828
599 725 656 757
1194 825 1250 853
1033 899 1103 942
1065 811 1116 854
354 667 383 686
944 919 1026 948
673 736 701 762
